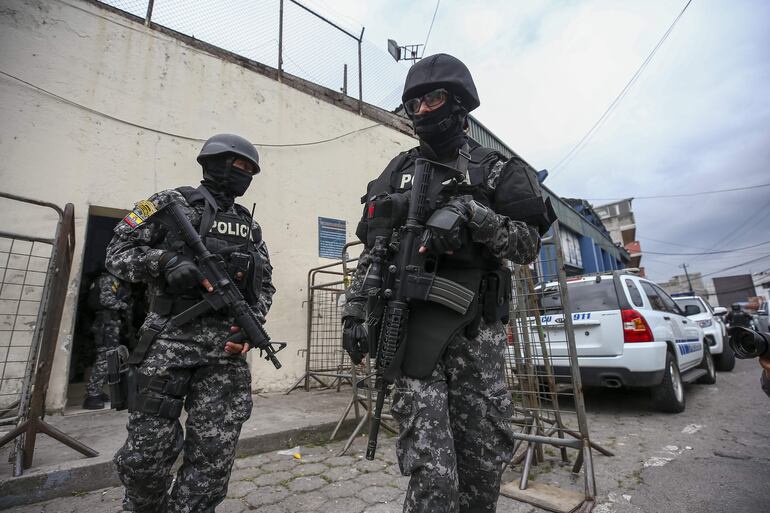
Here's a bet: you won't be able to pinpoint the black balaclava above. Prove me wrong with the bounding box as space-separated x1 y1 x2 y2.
200 156 252 209
412 99 468 161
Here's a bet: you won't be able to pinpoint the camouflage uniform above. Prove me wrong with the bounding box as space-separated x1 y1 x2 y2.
106 187 275 513
85 272 131 399
344 148 543 513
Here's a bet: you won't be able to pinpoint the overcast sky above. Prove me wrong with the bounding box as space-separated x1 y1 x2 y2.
295 0 770 284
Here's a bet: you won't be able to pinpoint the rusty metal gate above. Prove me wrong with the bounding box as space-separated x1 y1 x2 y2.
501 221 611 512
286 242 362 393
0 192 96 476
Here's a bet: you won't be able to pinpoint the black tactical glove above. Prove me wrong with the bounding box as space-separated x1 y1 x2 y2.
159 253 204 292
421 197 470 254
342 316 368 365
465 199 499 242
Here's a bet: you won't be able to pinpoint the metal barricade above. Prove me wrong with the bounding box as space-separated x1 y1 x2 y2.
501 221 610 512
286 242 361 393
0 235 50 426
0 193 97 476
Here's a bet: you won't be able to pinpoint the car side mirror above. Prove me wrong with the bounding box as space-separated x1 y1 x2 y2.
713 307 727 316
684 305 701 316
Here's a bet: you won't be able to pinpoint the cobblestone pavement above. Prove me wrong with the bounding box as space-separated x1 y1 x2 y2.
6 359 769 512
5 434 534 513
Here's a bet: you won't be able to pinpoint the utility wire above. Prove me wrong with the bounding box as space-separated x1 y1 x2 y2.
698 254 770 278
0 69 381 148
709 199 770 250
422 0 441 56
643 240 770 256
641 236 713 251
584 182 770 201
550 0 693 176
645 251 770 262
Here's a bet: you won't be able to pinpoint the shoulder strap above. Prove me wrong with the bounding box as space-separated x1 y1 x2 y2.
233 203 252 218
176 185 219 239
175 186 199 202
466 146 501 186
366 150 412 197
455 142 471 178
385 150 412 177
469 145 502 163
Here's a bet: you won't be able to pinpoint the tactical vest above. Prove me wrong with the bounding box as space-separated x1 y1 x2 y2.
357 143 550 378
162 186 265 307
357 143 553 257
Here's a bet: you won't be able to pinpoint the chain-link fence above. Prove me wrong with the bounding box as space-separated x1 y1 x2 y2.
99 0 410 111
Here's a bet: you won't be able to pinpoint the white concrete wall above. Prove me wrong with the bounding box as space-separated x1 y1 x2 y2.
0 0 416 411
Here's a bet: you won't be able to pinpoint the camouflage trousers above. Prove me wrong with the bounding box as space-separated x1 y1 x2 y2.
391 319 515 513
114 334 253 513
85 316 122 398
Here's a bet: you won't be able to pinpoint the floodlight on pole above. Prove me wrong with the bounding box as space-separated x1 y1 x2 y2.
387 39 423 62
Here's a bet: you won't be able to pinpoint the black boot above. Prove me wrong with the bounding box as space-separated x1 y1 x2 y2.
83 395 105 410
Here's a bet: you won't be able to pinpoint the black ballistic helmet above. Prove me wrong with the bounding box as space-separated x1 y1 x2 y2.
197 133 260 174
402 54 480 113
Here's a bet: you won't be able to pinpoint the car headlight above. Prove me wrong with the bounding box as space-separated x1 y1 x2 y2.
697 319 713 328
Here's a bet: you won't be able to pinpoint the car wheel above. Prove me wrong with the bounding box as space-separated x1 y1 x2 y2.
651 350 686 413
697 343 717 384
715 341 736 372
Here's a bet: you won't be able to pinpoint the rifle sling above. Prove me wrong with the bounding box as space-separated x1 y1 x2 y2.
126 296 218 365
127 322 164 366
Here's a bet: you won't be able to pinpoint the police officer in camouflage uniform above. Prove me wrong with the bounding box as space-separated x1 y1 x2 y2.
106 133 275 513
342 54 553 512
83 270 132 409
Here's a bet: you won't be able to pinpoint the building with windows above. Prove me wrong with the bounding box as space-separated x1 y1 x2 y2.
659 272 708 297
594 198 642 271
467 120 630 280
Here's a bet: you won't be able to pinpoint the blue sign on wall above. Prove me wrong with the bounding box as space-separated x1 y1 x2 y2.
318 217 346 259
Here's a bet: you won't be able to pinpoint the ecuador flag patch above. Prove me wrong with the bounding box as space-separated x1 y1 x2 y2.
122 199 157 228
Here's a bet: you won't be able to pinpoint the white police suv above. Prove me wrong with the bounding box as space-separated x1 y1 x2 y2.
672 294 733 372
530 270 716 413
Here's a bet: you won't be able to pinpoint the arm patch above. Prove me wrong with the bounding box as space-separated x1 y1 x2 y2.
122 199 158 228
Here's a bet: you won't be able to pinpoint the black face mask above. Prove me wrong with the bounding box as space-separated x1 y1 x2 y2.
412 102 467 160
201 158 253 208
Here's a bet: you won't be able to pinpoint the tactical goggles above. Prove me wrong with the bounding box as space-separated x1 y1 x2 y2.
404 88 449 115
232 158 259 176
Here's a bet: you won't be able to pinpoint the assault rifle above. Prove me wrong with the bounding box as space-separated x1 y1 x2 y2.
150 201 286 369
364 158 475 460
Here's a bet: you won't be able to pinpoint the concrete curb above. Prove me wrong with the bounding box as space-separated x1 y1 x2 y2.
0 418 356 509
